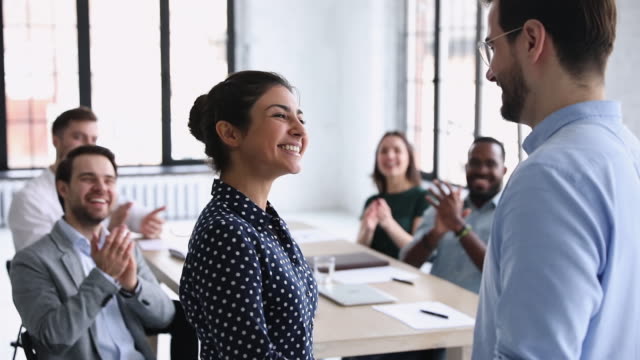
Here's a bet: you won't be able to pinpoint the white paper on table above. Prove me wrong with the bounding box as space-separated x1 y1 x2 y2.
290 228 339 243
136 238 166 251
332 266 419 284
373 301 475 330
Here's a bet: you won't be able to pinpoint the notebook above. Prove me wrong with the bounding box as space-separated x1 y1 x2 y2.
306 252 389 271
317 283 397 306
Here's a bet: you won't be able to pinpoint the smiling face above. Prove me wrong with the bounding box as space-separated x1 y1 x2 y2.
53 120 98 162
57 154 117 226
236 85 307 179
376 135 411 180
465 142 506 205
485 0 530 123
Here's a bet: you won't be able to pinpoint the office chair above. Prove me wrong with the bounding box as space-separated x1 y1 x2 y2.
10 324 22 360
7 260 38 359
20 330 38 360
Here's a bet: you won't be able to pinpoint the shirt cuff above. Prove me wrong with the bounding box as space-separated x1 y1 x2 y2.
97 268 121 289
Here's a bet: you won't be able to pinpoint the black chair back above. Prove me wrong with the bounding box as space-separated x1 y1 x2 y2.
21 331 38 360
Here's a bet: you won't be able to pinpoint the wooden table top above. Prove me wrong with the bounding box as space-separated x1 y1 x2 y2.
142 222 478 358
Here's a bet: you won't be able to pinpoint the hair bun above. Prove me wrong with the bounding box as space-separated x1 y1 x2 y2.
188 94 209 143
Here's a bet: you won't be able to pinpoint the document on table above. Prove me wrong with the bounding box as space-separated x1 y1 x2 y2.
332 266 419 284
136 238 188 260
373 301 474 330
136 238 166 251
290 228 339 243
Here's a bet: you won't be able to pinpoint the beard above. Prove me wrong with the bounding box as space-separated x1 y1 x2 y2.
69 203 107 227
468 178 502 206
499 57 529 123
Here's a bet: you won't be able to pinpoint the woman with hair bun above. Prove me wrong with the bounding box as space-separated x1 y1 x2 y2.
180 71 318 360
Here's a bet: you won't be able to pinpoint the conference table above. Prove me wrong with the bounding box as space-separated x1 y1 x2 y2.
142 222 478 360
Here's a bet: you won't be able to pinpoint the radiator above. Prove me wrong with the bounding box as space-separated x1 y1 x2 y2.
0 173 213 228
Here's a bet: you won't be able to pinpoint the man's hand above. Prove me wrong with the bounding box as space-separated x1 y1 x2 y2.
140 206 166 239
118 254 138 292
427 180 471 232
433 210 449 235
91 225 134 280
108 202 133 232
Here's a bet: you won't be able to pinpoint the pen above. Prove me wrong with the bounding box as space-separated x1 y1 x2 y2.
391 277 414 285
420 309 449 319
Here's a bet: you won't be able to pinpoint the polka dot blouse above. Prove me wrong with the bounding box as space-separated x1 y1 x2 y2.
180 179 318 360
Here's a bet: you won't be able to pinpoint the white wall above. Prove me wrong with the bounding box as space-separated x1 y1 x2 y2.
607 0 640 136
235 0 407 215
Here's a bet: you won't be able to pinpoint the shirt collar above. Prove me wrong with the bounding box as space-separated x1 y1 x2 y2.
58 218 108 256
465 190 502 211
210 179 281 229
523 100 622 155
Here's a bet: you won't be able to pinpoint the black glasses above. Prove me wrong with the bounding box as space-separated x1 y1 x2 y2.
477 27 523 66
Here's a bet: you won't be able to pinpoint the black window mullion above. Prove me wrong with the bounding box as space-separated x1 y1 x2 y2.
77 0 91 107
160 0 171 165
433 0 441 179
227 0 235 74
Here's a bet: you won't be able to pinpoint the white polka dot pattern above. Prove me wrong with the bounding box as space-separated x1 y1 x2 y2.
180 180 318 360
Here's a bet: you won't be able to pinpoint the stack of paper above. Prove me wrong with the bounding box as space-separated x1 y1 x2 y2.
332 266 419 284
373 301 475 330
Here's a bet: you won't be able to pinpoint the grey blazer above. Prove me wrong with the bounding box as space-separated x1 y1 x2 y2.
10 221 175 360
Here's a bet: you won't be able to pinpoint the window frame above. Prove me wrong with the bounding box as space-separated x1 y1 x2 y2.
407 0 526 182
0 0 234 171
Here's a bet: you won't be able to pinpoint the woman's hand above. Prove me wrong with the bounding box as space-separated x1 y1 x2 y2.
376 199 395 229
361 201 379 231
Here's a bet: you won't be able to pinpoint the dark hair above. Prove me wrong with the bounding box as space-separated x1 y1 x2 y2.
51 106 98 137
188 71 294 172
485 0 616 77
55 145 117 211
372 131 421 193
472 136 506 161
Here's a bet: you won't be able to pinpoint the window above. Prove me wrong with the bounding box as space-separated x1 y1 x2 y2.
406 0 527 184
90 0 162 166
0 0 231 170
169 0 228 161
3 0 79 169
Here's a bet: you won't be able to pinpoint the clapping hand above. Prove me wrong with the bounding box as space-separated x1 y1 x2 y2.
362 201 379 231
109 202 134 232
376 199 394 229
140 206 166 239
426 180 471 232
91 225 134 280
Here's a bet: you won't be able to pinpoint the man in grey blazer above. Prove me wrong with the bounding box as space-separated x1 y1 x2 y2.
10 145 175 360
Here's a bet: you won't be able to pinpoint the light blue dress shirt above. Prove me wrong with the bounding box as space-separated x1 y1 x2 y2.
58 220 145 360
472 101 640 359
400 193 500 293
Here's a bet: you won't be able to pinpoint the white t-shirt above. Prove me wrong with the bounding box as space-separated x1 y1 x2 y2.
8 168 147 251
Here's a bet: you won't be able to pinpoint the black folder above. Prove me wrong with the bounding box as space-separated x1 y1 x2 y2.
306 251 389 271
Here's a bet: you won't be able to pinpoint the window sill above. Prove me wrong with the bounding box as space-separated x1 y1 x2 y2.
0 163 213 181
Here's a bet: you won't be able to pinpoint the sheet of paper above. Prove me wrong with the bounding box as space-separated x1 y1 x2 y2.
136 238 166 251
373 301 475 330
290 228 339 243
332 266 419 284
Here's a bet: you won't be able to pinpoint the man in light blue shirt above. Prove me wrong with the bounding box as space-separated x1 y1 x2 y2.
10 145 176 360
474 0 640 359
400 137 507 293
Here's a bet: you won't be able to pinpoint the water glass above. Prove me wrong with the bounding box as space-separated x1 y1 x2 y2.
313 255 335 285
